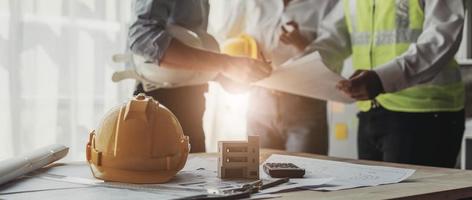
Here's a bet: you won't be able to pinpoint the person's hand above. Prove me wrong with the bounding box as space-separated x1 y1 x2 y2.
336 70 385 100
215 75 252 94
222 57 272 83
280 21 311 52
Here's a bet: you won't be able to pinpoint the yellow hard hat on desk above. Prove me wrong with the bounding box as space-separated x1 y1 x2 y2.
86 93 189 183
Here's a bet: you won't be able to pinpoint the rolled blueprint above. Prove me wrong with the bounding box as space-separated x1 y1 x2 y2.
0 144 69 185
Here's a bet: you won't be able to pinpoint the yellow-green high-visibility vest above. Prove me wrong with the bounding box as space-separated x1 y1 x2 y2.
343 0 464 112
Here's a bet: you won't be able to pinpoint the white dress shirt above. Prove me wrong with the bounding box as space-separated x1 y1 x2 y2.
244 0 338 66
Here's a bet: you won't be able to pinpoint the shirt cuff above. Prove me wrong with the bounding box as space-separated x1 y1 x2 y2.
374 60 409 93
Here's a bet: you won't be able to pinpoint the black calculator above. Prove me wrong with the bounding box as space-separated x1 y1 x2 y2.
263 163 305 178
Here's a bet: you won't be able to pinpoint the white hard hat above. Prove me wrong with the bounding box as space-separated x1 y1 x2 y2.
112 24 220 92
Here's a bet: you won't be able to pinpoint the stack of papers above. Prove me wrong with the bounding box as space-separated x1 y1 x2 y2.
0 163 206 200
0 154 415 198
182 155 414 193
262 154 415 191
182 157 332 194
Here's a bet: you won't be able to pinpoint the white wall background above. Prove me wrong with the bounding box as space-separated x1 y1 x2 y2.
0 0 135 161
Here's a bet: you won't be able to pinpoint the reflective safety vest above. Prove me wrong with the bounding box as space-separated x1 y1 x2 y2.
343 0 464 112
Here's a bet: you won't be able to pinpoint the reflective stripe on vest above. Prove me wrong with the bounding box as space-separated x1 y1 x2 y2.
343 0 464 112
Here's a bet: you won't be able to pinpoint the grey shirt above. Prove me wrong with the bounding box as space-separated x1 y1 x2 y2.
128 0 209 64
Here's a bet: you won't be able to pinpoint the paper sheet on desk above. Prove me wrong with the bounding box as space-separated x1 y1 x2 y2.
264 154 415 191
1 185 198 200
0 176 91 195
1 158 272 199
0 163 205 200
254 51 355 104
183 157 332 194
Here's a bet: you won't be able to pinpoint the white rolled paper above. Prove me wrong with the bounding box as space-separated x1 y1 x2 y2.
0 144 69 185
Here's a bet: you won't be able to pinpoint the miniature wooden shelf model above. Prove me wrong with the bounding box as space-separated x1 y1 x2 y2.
218 136 260 179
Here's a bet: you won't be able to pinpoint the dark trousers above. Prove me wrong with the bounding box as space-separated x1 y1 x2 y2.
247 88 328 154
358 106 464 168
134 83 208 153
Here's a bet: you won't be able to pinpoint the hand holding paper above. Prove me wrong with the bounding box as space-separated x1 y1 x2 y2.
254 51 355 103
337 69 385 100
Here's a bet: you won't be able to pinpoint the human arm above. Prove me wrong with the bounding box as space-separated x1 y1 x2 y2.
162 39 271 82
279 21 312 53
128 0 272 83
304 0 352 74
338 0 464 100
373 0 464 93
337 69 384 100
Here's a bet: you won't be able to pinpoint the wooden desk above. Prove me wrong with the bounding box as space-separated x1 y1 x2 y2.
196 149 472 200
2 150 471 200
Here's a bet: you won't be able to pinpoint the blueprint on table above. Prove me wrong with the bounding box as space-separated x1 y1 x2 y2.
263 154 415 191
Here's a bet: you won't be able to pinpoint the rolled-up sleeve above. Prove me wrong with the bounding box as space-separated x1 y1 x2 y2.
128 0 175 64
374 0 465 93
305 1 352 74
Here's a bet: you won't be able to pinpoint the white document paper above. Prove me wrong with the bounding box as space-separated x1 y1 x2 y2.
264 154 415 191
0 164 206 199
179 157 262 192
1 185 202 200
183 156 332 193
0 176 91 195
258 178 333 194
255 52 355 104
0 158 259 199
182 156 218 171
250 193 282 200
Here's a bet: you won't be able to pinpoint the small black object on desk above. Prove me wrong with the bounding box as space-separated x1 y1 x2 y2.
263 163 305 178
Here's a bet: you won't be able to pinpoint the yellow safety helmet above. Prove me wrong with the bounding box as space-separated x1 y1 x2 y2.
86 93 189 183
221 34 259 59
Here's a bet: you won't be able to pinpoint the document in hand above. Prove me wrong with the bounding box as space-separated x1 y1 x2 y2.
263 154 415 191
255 51 355 104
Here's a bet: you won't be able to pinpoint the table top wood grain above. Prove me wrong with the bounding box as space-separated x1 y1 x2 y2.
193 149 472 200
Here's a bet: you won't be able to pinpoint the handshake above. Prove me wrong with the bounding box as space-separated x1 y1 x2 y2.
220 56 273 84
216 54 272 94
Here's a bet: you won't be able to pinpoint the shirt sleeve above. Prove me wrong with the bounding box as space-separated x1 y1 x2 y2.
374 0 465 93
305 0 352 74
128 0 175 64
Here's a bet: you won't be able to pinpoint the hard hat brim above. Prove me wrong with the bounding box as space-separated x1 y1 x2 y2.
89 164 180 184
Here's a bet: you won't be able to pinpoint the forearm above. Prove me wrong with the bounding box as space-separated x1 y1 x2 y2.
160 39 231 72
374 0 464 93
306 0 351 74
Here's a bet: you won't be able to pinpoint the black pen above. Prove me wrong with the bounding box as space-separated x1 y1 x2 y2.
260 177 290 190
